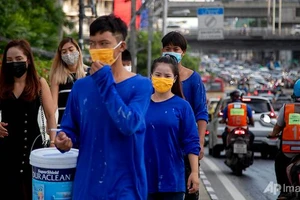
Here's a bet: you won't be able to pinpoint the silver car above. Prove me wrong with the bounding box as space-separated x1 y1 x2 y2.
207 96 279 158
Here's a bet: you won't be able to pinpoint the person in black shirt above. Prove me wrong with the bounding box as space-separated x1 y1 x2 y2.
49 37 88 127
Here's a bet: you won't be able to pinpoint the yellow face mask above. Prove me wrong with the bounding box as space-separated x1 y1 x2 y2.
89 41 122 65
152 76 174 93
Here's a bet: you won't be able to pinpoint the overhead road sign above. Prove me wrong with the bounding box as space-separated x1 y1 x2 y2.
197 7 224 40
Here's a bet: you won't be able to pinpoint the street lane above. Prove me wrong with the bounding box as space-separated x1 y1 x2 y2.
200 147 279 200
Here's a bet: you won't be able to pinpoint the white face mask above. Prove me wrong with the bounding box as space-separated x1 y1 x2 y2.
124 65 132 72
61 51 79 66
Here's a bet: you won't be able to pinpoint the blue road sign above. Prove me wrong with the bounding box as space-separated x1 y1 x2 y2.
197 7 224 15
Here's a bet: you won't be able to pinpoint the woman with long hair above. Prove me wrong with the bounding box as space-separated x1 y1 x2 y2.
49 37 87 127
0 39 56 199
145 55 200 200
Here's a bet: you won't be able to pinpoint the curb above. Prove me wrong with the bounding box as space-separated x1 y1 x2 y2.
199 168 219 200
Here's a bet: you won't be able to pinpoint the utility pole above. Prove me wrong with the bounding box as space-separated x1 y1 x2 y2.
272 0 276 35
79 0 85 50
162 0 168 36
56 0 64 41
267 0 271 27
147 0 154 78
130 0 137 73
278 0 282 36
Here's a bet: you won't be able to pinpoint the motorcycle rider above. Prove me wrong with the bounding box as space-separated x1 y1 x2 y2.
220 90 255 150
269 79 300 200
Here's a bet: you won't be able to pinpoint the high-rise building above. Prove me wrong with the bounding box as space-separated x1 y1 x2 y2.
61 0 113 37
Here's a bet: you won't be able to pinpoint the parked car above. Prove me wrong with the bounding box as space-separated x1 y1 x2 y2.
291 24 300 36
207 95 278 158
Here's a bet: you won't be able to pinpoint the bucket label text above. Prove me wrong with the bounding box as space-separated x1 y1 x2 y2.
32 167 76 182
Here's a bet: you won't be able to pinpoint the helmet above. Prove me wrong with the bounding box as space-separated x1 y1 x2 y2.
229 90 243 102
293 79 300 98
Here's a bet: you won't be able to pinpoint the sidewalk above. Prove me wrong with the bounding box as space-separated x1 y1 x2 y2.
199 177 212 200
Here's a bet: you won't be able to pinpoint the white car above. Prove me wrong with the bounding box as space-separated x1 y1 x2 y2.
291 25 300 36
207 95 279 158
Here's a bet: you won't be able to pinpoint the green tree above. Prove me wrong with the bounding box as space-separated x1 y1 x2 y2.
136 31 162 76
181 52 201 72
0 0 66 51
135 31 200 76
0 0 69 82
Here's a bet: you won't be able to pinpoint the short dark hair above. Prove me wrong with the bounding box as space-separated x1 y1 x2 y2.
161 31 187 51
90 14 128 41
122 49 131 61
151 55 184 98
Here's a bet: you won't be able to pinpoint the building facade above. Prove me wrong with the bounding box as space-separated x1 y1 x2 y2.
61 0 113 37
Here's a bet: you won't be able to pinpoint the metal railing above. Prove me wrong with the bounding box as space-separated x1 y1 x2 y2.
178 27 300 39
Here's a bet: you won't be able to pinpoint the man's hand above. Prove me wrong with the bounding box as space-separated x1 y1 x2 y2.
187 172 199 194
268 132 278 138
219 119 225 124
90 61 106 75
49 143 56 148
55 132 73 151
269 124 282 138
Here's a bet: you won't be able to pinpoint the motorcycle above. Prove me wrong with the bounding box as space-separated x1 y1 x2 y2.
224 127 253 176
261 114 300 199
265 135 300 200
284 154 300 200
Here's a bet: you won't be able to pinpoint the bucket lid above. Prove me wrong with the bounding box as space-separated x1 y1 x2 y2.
30 147 78 167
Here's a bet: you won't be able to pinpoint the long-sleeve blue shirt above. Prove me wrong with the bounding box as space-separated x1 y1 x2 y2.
59 66 152 200
144 95 200 193
182 71 208 123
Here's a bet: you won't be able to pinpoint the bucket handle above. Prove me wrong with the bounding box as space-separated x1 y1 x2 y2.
30 134 50 152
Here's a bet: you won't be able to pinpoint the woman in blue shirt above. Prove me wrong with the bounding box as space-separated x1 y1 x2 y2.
145 55 200 200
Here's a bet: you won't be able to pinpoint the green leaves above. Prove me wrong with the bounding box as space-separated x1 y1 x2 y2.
0 0 66 82
0 0 65 51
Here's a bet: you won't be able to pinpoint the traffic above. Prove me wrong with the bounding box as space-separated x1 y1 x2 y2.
201 58 300 200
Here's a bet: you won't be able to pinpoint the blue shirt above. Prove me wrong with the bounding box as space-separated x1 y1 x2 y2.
59 66 152 200
182 71 208 123
144 95 200 193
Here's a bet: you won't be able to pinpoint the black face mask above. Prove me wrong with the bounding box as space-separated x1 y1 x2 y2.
6 62 27 78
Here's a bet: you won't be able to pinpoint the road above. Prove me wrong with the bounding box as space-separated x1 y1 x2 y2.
200 147 279 200
201 87 293 200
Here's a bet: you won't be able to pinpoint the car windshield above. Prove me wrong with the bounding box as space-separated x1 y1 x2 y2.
272 98 293 111
205 82 222 92
222 98 271 114
246 100 271 113
292 24 300 29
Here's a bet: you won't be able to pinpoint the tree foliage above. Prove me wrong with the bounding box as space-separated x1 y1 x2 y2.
0 0 65 51
0 0 68 82
136 31 200 76
136 31 162 76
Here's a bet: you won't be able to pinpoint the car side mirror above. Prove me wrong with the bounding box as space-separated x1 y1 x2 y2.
260 114 271 123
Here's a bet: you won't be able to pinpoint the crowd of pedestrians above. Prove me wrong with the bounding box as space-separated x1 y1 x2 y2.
0 14 207 200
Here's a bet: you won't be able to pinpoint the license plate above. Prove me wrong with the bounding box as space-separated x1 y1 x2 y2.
234 143 247 154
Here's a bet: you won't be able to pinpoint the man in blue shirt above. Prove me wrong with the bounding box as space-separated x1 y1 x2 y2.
55 14 152 200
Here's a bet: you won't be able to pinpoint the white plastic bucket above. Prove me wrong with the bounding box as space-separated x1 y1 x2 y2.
29 147 79 200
